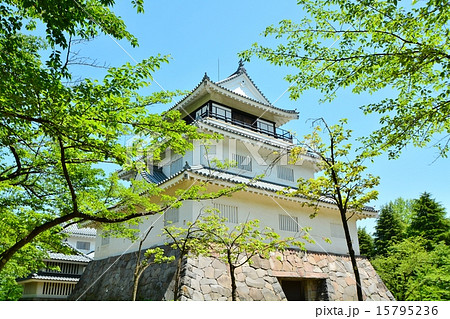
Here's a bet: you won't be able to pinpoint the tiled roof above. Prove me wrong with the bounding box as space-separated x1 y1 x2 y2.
170 69 298 117
145 165 376 215
18 274 80 282
47 252 92 263
190 167 376 214
63 224 96 238
140 167 168 184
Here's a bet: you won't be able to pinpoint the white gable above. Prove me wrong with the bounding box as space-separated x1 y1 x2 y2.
217 72 271 105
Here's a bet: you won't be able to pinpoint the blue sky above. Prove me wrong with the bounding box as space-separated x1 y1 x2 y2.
72 0 449 234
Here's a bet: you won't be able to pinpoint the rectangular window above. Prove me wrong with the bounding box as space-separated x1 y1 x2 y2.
277 166 294 182
164 208 179 226
256 119 275 135
195 105 208 119
232 153 252 171
213 203 238 224
76 241 90 251
279 214 299 232
211 103 231 121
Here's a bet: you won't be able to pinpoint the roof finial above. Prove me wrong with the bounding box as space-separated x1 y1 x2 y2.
202 72 210 81
237 59 246 74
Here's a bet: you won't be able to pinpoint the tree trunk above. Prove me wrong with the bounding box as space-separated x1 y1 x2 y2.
230 264 237 301
173 253 184 301
340 209 364 301
132 272 140 301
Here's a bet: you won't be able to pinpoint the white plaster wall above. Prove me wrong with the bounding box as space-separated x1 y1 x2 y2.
95 192 360 259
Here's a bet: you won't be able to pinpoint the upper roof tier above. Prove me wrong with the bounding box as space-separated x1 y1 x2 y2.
169 61 299 127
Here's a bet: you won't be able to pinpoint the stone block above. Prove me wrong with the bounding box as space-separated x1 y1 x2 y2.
236 272 246 282
262 287 279 301
211 259 227 270
198 256 212 269
313 266 322 273
270 257 283 271
368 283 377 295
345 276 356 286
343 285 357 301
191 290 204 301
236 284 250 296
217 274 232 288
192 267 204 277
210 284 231 297
200 284 212 294
199 278 217 286
249 288 264 301
243 267 259 280
256 268 267 278
204 294 212 301
281 261 294 272
191 279 200 291
204 267 215 279
215 269 227 278
245 277 266 289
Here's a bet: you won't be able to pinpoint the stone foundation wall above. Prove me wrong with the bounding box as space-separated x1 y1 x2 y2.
70 248 394 301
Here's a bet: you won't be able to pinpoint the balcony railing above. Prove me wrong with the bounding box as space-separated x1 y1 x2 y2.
196 110 293 142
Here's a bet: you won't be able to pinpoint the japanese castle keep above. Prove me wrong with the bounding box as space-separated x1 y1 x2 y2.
70 62 394 301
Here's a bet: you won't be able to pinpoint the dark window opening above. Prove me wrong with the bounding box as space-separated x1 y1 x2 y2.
278 278 328 301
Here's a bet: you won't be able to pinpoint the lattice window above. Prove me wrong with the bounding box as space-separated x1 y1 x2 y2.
45 262 83 275
213 203 239 224
164 208 179 226
232 153 252 171
279 214 299 232
42 282 77 296
277 166 294 182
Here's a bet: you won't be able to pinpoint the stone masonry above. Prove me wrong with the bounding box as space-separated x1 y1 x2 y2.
70 248 394 301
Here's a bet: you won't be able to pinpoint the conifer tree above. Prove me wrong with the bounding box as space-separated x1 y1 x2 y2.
373 203 405 257
408 192 450 250
357 227 374 259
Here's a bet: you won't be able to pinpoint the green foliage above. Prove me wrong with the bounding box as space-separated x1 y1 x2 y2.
373 203 406 256
241 0 450 158
372 237 450 301
0 0 218 298
166 209 310 300
287 118 380 301
408 192 450 250
195 211 309 262
357 227 375 259
289 118 380 217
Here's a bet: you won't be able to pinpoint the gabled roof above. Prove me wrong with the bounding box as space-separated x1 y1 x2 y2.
216 60 272 105
169 62 298 126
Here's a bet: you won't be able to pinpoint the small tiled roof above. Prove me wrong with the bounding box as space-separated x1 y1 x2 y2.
47 252 92 263
18 274 80 282
63 224 96 238
140 167 168 184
